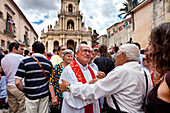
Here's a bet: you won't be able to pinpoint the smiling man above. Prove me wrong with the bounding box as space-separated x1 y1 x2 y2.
59 44 102 113
60 44 153 113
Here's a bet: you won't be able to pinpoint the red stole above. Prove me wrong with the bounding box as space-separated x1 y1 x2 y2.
70 60 96 113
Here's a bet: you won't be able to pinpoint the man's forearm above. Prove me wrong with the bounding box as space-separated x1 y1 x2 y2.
15 78 24 92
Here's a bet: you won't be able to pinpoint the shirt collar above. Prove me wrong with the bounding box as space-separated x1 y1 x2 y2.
75 58 88 70
32 53 47 59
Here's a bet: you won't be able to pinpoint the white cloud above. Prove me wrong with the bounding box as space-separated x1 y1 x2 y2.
14 0 126 38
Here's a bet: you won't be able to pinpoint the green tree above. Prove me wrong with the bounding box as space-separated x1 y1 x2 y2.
119 0 138 19
119 0 132 19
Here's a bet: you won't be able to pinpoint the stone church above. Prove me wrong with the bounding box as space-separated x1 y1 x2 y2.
40 0 92 52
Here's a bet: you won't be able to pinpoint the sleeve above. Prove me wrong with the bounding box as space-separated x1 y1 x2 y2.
60 67 97 109
15 61 26 79
165 71 170 89
70 67 125 100
49 66 58 86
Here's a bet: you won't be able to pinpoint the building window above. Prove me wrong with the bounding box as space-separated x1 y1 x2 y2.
0 11 3 18
24 31 29 45
67 20 74 30
68 4 73 12
6 13 15 34
1 40 5 47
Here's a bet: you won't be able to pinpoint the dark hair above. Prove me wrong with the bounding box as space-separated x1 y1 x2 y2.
9 42 16 52
53 48 58 53
114 46 119 53
47 52 52 57
32 41 45 54
99 44 112 59
24 50 30 56
58 45 65 51
14 42 24 50
99 44 107 56
133 42 141 50
80 41 87 45
141 49 146 54
149 22 170 77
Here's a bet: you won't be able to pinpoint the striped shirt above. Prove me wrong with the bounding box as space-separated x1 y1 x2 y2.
15 53 53 100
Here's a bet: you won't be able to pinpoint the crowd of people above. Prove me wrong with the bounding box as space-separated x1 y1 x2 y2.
0 22 169 113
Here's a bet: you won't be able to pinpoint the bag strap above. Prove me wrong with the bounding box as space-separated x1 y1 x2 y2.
142 71 148 109
111 95 122 113
32 56 49 80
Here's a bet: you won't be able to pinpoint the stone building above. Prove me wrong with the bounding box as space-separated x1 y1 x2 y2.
40 0 92 52
97 35 107 46
0 0 38 49
130 0 170 48
106 18 133 48
92 30 99 48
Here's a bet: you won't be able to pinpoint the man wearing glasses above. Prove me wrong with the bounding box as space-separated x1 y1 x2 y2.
1 42 25 113
50 45 66 66
59 44 105 113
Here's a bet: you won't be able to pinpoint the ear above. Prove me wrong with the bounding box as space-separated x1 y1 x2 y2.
121 52 126 60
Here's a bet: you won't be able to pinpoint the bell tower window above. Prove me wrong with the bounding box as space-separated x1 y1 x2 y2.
68 4 73 12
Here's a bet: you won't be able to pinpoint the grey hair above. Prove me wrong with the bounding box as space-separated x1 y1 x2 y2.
62 49 74 57
76 44 89 52
118 44 140 62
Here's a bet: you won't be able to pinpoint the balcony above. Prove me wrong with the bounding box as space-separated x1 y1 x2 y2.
4 20 16 38
128 0 145 11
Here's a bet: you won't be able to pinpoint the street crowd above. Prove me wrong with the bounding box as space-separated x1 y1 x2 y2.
0 22 169 113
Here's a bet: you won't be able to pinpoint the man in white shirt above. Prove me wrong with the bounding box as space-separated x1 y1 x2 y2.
59 44 105 113
60 44 153 113
1 42 25 113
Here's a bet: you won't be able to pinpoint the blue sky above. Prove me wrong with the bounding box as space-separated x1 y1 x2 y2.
14 0 126 38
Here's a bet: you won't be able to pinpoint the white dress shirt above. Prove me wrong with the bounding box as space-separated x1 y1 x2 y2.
69 61 153 113
59 59 101 113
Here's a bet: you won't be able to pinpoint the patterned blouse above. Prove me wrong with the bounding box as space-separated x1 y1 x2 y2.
49 62 64 109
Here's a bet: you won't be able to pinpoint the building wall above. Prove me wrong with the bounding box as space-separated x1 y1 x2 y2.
133 2 152 49
107 18 133 48
165 1 170 22
0 0 38 50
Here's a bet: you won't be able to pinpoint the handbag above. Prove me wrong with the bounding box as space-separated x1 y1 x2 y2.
32 56 49 80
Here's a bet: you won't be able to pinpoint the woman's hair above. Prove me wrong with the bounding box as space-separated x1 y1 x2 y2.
62 49 74 58
149 22 170 77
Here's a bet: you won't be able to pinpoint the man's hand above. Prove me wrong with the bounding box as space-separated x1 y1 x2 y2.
15 78 24 92
60 79 69 92
52 96 58 105
89 78 99 84
96 71 106 79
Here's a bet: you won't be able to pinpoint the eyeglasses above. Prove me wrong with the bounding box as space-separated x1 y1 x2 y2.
81 49 92 54
20 48 24 51
143 58 147 61
60 49 66 51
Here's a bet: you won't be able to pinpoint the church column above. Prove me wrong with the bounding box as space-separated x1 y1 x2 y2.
63 17 65 30
48 38 53 52
59 18 61 29
59 38 62 46
77 18 79 30
63 38 65 45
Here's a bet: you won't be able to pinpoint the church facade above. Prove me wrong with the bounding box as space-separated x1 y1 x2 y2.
40 0 92 52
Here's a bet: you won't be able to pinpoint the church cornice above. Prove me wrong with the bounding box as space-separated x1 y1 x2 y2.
58 11 83 18
46 30 92 36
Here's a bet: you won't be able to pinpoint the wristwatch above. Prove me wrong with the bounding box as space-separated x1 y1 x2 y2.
66 84 71 92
